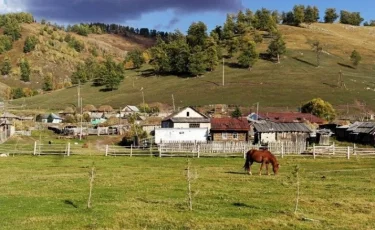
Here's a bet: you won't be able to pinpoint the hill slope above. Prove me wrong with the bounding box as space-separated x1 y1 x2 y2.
11 23 375 111
0 22 154 90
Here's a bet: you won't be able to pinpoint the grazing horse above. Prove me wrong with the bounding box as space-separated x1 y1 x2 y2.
243 149 279 175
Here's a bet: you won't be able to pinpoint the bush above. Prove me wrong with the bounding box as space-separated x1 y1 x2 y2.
0 35 13 54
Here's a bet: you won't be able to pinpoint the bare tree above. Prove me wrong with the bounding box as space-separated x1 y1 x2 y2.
312 41 323 67
87 166 95 209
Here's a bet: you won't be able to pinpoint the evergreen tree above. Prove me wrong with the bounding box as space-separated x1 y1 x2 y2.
20 58 31 82
254 8 277 32
0 57 12 75
267 33 286 63
231 106 242 118
304 6 316 24
23 35 38 53
150 37 171 74
223 14 236 40
102 57 125 91
188 46 207 76
350 50 362 67
238 41 258 70
126 49 145 69
236 10 248 34
226 38 239 58
205 37 219 71
168 34 190 74
324 8 339 23
272 10 281 24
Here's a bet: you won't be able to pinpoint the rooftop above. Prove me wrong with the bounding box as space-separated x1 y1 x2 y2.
211 118 249 131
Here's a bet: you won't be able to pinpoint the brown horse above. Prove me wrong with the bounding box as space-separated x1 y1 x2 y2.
243 149 279 175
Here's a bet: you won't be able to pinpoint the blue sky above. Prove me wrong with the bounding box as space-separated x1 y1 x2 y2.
1 0 374 32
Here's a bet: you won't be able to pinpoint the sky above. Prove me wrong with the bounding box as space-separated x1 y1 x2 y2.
0 0 375 32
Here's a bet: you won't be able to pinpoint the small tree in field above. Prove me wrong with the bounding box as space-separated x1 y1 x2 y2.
350 50 362 67
20 58 31 82
301 98 336 121
231 106 242 118
267 33 286 63
312 41 323 67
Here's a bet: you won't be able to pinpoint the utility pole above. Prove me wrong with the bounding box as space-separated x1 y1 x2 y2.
172 94 175 112
222 58 225 86
77 81 81 109
80 97 83 141
256 102 259 120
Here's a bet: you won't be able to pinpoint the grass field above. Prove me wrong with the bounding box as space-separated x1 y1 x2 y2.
0 156 374 229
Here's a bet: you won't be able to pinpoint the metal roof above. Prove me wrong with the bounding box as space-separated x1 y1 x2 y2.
167 117 210 123
124 105 140 112
253 121 312 133
349 122 375 134
211 118 249 131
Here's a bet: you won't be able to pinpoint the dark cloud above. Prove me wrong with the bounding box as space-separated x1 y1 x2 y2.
24 0 243 23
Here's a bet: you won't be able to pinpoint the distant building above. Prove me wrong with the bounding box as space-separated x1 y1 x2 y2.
210 118 250 142
121 105 140 117
248 112 325 125
0 119 15 143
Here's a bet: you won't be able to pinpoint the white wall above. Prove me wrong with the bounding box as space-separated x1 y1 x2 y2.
261 133 276 143
174 108 204 118
155 128 208 144
173 123 211 129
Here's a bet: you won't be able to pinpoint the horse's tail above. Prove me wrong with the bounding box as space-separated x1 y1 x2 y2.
243 150 251 171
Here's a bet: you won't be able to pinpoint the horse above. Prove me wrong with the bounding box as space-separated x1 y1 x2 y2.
243 149 279 175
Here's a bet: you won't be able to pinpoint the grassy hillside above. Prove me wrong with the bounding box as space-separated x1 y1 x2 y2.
0 22 154 90
11 23 375 111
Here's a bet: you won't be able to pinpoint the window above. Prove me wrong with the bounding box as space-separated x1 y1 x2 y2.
189 123 200 128
222 133 228 140
187 112 190 117
233 132 238 139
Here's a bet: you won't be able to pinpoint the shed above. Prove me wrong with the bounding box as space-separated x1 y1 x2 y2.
210 117 250 141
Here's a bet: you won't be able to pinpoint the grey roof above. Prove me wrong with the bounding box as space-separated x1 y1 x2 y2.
91 112 104 119
349 122 375 134
123 105 140 112
253 121 312 133
49 113 62 120
167 117 210 123
1 112 20 119
347 122 363 132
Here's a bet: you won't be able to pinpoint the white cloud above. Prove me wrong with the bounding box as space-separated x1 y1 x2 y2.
0 0 26 13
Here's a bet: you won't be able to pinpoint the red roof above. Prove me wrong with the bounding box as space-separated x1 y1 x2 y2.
258 112 325 124
211 118 250 131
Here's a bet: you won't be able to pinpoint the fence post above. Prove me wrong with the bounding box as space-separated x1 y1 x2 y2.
105 145 109 156
197 145 200 158
353 144 356 155
313 143 316 159
332 142 335 155
159 145 162 158
281 142 284 158
67 142 71 156
347 146 350 160
130 145 133 157
33 141 37 156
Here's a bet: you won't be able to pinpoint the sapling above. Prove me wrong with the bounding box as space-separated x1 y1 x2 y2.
293 165 300 214
87 165 95 209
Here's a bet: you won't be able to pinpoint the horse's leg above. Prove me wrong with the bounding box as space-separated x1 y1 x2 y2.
259 162 264 175
266 163 270 175
248 161 253 175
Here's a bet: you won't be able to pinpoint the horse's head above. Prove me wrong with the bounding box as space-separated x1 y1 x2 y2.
273 163 280 175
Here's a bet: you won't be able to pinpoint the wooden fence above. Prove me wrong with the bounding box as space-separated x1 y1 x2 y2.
305 143 375 159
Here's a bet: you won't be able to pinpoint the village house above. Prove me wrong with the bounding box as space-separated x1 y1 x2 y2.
210 117 250 142
121 105 140 117
253 120 312 144
337 122 375 146
155 107 210 144
91 112 106 125
0 112 20 121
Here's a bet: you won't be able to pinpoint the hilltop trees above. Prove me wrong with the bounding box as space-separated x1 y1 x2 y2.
340 11 364 26
267 33 286 63
3 17 22 41
20 58 31 82
350 50 362 67
301 98 336 121
324 8 339 23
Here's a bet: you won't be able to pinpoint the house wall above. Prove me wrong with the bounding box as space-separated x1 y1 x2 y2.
260 133 276 143
173 122 211 129
142 125 161 134
155 128 208 144
173 108 204 118
276 132 309 142
212 131 248 141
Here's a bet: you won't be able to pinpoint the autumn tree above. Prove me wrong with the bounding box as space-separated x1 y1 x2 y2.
301 98 336 121
126 49 145 69
43 73 53 91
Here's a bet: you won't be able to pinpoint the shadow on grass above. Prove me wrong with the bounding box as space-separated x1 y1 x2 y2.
63 200 78 208
323 82 339 88
233 202 260 209
225 171 246 175
292 57 316 67
259 53 274 63
337 62 355 69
